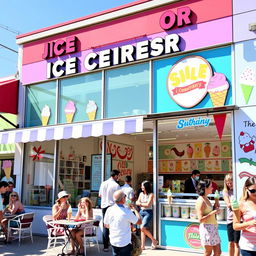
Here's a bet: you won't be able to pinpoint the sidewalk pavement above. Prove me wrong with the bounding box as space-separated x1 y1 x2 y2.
0 235 204 256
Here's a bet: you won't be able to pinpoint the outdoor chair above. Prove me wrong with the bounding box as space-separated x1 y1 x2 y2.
83 220 100 256
7 212 35 245
42 215 68 250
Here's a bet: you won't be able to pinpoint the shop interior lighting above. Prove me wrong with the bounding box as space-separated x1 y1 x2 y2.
249 23 256 31
215 134 231 137
145 137 176 142
131 131 161 135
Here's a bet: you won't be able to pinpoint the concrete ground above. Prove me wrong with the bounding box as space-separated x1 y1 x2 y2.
0 235 204 256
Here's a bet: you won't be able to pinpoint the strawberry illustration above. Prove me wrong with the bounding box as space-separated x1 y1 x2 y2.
187 144 193 158
204 143 211 158
212 145 220 157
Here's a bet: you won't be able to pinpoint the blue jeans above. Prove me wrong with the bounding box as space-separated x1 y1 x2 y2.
241 249 256 256
112 243 132 256
140 209 153 228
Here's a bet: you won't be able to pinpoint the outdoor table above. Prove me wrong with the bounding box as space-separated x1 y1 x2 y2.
53 219 94 256
2 214 17 242
4 214 16 219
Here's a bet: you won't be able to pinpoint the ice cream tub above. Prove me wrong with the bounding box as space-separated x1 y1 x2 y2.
189 206 197 219
217 208 225 221
181 206 190 219
163 205 172 217
172 205 180 218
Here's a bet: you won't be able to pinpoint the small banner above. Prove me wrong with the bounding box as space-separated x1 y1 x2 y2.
213 113 227 140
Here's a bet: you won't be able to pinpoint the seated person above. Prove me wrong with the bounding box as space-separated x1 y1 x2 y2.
2 192 25 232
52 191 71 236
4 192 25 215
70 197 93 255
52 191 71 221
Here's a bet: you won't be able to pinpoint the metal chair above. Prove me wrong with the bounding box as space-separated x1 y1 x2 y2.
42 215 68 250
83 220 100 256
7 212 35 245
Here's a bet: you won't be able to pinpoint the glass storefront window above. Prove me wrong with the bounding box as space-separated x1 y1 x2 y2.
59 72 102 124
105 63 149 118
57 138 101 207
25 81 56 127
22 141 55 206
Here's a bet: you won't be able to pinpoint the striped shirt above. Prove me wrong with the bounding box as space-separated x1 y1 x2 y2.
239 207 256 251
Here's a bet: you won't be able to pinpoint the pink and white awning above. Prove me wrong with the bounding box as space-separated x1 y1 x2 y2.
0 116 143 144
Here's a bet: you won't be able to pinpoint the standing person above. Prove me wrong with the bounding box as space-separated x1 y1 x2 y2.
184 170 201 193
223 174 240 256
233 177 256 256
0 181 9 239
136 180 158 250
206 174 219 194
99 170 121 252
3 181 14 207
121 176 135 204
196 179 221 256
104 190 141 256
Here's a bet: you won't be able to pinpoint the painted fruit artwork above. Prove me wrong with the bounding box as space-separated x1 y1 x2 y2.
212 145 220 157
206 160 213 171
194 143 203 158
187 144 193 158
204 143 211 158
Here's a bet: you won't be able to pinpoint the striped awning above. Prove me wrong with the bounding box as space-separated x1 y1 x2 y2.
0 116 143 144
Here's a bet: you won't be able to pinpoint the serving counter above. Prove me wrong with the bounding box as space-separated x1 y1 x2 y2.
158 193 229 253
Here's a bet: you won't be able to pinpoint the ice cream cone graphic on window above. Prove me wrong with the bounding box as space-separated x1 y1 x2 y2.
2 160 12 180
239 67 256 104
207 72 229 107
86 100 98 120
64 101 76 123
41 105 51 126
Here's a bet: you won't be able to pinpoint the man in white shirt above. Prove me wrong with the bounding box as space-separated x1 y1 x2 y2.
99 170 121 251
121 176 135 204
104 190 141 256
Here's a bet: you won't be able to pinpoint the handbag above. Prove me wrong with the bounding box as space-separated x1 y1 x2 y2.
131 232 142 256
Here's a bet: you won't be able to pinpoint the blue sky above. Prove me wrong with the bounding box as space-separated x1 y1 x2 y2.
0 0 135 78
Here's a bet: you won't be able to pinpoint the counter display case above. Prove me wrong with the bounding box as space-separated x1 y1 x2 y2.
159 194 229 253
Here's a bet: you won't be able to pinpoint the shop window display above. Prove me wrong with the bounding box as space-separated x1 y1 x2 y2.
25 81 56 127
59 72 102 123
58 138 101 207
22 142 55 206
105 62 149 118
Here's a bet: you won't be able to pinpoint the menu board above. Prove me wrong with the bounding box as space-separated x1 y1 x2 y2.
91 154 112 191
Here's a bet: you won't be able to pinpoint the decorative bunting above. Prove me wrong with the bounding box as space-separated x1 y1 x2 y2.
213 113 227 140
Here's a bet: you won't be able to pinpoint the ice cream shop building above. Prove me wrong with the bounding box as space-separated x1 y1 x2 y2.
1 0 256 252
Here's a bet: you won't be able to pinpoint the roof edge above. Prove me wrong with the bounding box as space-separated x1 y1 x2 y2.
16 0 180 45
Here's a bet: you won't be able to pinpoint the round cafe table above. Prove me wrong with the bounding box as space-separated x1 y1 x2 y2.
53 219 95 256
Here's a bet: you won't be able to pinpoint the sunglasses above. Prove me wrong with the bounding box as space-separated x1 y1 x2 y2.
248 189 256 194
11 195 17 197
62 195 69 198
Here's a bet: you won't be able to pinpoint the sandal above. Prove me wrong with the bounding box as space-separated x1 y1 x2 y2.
151 240 158 249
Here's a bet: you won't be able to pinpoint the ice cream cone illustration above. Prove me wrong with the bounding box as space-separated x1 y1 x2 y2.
64 101 76 123
41 105 51 126
239 67 256 104
2 160 12 179
208 72 230 107
86 100 98 120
